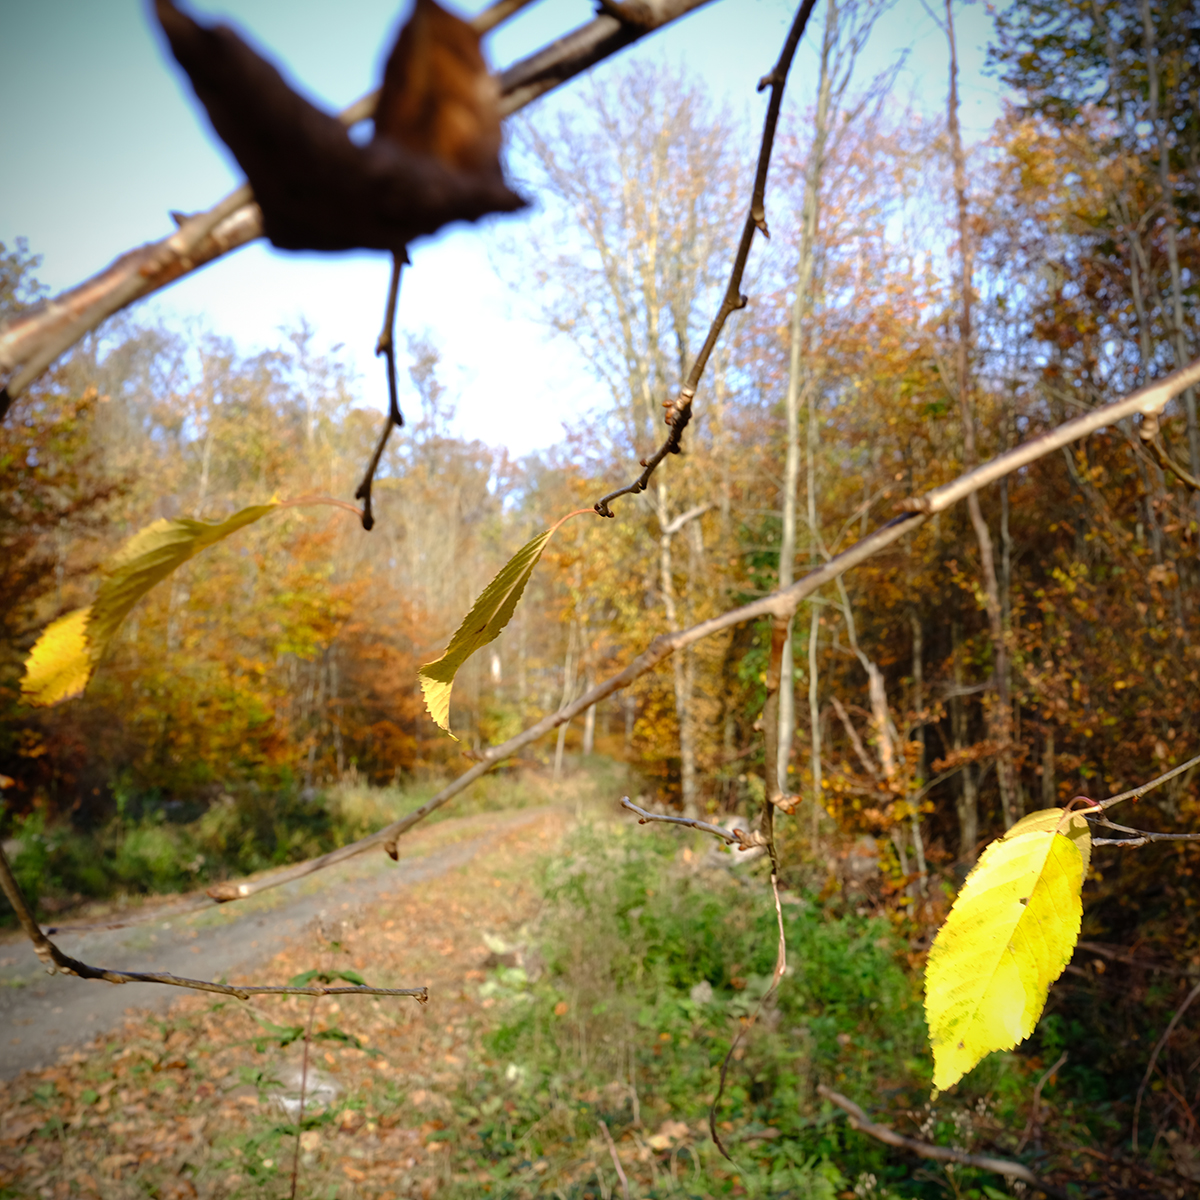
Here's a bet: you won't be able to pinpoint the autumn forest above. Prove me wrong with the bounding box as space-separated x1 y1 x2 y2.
3 0 1200 1195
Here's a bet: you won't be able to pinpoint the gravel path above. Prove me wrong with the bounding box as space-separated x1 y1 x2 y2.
0 807 546 1080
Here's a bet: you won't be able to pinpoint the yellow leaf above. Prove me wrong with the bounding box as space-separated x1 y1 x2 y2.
21 608 93 706
87 506 278 656
418 509 593 736
419 527 555 737
924 807 1091 1090
21 504 280 707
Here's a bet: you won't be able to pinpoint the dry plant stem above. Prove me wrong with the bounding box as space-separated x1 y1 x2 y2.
42 360 1200 927
1015 1050 1067 1155
709 873 787 1162
1132 978 1200 1153
290 992 321 1200
355 252 405 531
817 1087 1059 1194
0 840 425 1001
0 1 715 410
598 1119 631 1200
593 0 819 517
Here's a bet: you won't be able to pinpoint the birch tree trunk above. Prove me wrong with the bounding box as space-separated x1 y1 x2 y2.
944 0 1019 828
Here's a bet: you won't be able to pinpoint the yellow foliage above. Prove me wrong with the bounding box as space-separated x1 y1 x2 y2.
419 511 594 736
20 607 93 706
21 505 280 707
924 808 1091 1090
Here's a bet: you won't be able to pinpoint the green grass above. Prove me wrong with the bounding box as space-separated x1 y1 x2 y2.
425 820 1039 1199
0 761 590 921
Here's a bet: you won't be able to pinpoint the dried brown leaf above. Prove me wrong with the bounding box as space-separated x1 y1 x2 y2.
376 0 503 177
154 0 523 254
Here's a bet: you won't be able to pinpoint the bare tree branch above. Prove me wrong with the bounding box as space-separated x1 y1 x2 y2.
0 841 425 1002
620 796 763 850
817 1086 1061 1194
42 359 1200 933
1139 411 1200 491
1092 750 1200 811
593 0 820 517
0 0 717 416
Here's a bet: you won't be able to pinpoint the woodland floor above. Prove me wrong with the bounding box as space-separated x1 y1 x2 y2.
0 805 572 1199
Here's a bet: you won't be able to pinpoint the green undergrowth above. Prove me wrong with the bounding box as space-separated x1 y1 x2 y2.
420 822 1053 1199
0 762 615 922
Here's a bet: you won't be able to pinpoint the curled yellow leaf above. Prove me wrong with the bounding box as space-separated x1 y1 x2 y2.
419 509 594 736
21 505 280 707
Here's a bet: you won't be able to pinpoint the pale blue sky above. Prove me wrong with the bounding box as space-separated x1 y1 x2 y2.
1 0 1005 456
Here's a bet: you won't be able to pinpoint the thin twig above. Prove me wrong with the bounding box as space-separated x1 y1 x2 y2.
1078 940 1200 978
709 873 788 1162
355 253 406 531
0 841 426 1001
620 797 762 850
40 362 1200 929
817 1087 1061 1195
598 1119 631 1200
1016 1051 1067 1154
623 775 788 1157
1094 751 1200 811
1139 412 1200 491
1092 830 1200 847
593 0 819 517
1132 979 1200 1152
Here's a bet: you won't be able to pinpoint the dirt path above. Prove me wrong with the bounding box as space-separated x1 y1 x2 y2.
0 807 550 1081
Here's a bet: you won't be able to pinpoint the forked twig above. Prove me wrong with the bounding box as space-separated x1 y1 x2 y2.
818 1087 1061 1195
1015 1050 1067 1154
1139 412 1200 491
355 252 406 531
593 0 820 517
0 842 426 1002
620 797 764 851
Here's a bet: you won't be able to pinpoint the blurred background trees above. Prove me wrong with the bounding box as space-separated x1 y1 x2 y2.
1 0 1198 1051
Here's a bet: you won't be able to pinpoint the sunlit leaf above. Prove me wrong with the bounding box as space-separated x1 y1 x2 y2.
924 807 1092 1090
21 504 279 707
21 608 93 707
88 506 278 656
419 526 555 737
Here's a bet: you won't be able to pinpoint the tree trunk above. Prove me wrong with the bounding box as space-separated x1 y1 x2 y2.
657 482 698 816
944 0 1018 828
951 621 978 866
